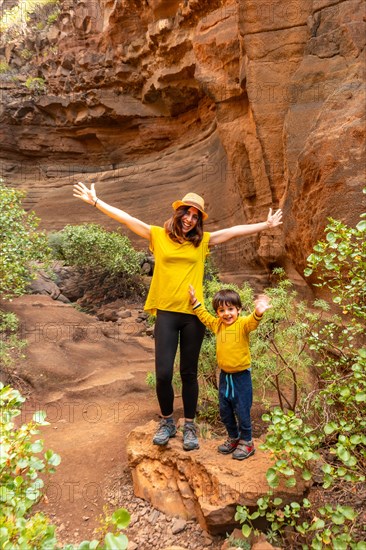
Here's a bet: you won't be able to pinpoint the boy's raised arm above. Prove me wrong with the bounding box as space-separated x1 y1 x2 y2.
188 285 218 332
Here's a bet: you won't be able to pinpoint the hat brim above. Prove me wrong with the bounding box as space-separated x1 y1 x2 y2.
172 200 208 220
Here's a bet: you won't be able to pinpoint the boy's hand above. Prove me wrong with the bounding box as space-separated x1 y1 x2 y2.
189 285 198 305
254 294 271 316
266 208 283 228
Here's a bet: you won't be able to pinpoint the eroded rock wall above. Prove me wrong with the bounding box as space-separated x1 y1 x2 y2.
0 0 365 293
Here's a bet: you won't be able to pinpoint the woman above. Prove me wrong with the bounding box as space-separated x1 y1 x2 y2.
73 182 282 451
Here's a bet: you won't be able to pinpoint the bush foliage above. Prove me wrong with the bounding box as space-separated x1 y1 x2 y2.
49 224 143 277
0 383 131 550
235 192 366 549
0 180 51 298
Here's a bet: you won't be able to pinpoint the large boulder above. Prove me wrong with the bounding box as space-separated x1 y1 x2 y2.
127 420 308 534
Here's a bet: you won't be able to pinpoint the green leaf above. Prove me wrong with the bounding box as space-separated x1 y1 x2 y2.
322 463 333 474
331 512 345 525
324 422 337 435
311 519 325 530
337 447 351 463
46 452 61 467
30 440 43 453
285 478 297 488
355 393 366 402
350 435 362 445
356 220 366 231
104 533 128 550
14 476 23 487
311 537 323 549
339 506 357 520
241 524 252 538
77 542 92 550
33 410 49 425
266 468 279 487
111 508 130 530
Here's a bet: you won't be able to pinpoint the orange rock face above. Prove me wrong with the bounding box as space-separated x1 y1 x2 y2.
0 0 365 294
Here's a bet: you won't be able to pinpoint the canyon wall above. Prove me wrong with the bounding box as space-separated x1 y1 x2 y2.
0 0 365 293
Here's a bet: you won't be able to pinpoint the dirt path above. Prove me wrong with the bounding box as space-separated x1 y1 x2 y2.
3 295 182 543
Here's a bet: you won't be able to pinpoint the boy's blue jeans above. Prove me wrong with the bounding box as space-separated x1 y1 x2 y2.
219 369 253 442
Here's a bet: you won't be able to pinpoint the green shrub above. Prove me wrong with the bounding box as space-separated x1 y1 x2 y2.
25 77 46 93
196 273 314 425
0 383 131 550
0 61 10 73
0 180 51 298
0 0 59 36
51 224 143 276
0 384 60 549
235 192 366 548
0 311 26 375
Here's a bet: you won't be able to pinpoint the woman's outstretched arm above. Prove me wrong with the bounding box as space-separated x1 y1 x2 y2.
209 208 282 245
73 182 151 240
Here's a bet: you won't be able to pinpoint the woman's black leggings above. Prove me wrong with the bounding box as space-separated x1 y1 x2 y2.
154 310 206 419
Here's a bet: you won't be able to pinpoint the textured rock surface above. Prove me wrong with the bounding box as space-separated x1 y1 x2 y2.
127 420 308 534
0 0 365 293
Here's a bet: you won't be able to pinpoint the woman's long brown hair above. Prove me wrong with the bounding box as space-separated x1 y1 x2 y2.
164 206 204 247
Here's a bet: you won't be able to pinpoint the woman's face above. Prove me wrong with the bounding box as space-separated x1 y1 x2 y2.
181 206 199 234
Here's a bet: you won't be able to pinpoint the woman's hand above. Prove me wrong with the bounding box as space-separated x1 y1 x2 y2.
266 208 283 228
254 294 272 316
73 182 97 206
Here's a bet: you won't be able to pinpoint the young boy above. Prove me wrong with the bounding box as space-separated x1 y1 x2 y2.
189 285 271 460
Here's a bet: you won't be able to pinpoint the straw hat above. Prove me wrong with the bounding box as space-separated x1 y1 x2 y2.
172 192 208 220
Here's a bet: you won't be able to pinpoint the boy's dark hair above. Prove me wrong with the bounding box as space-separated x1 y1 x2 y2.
212 289 242 311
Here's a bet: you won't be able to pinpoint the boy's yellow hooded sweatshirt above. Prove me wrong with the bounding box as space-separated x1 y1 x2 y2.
193 304 262 373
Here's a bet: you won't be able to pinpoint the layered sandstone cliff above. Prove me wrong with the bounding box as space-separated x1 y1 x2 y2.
0 0 365 293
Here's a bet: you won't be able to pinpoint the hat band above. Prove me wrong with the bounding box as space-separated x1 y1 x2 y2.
182 200 204 213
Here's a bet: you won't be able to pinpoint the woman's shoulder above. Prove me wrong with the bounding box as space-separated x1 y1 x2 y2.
202 231 211 244
150 225 164 236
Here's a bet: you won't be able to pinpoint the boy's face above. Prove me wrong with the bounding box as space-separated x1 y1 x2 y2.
216 302 241 326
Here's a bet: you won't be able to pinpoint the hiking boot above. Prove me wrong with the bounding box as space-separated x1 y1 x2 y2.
153 418 177 446
183 422 199 451
232 440 255 460
217 437 240 455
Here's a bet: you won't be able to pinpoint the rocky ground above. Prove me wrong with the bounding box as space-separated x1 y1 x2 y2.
105 468 226 550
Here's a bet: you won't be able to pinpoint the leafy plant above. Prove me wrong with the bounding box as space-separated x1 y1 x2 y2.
50 224 143 277
0 383 131 550
225 531 251 549
0 180 51 298
47 7 60 25
0 383 60 549
0 310 26 378
0 0 59 37
25 76 46 93
235 194 366 548
0 61 11 73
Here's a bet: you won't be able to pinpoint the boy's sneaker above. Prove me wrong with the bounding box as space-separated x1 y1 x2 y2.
232 440 255 460
153 418 177 446
183 422 199 451
217 437 240 455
